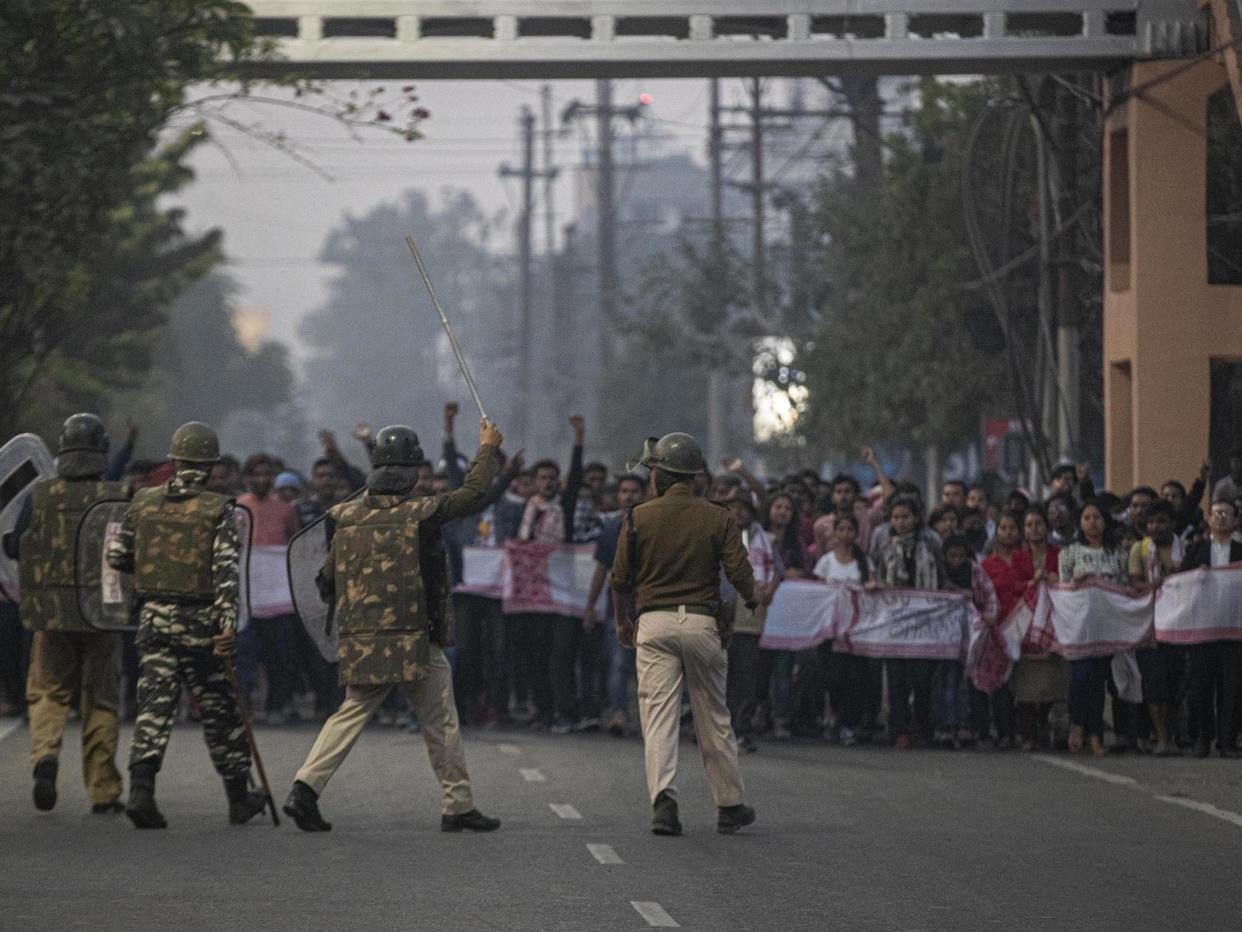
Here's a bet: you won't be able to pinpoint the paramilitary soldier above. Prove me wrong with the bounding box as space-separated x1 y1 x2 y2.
611 432 758 837
106 421 268 829
283 419 504 833
1 414 126 813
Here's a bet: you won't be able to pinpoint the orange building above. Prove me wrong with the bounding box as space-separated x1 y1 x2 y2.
1102 9 1242 496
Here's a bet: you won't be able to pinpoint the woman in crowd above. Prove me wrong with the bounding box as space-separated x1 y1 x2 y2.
813 512 872 745
726 496 780 753
757 492 807 739
943 534 1000 748
871 496 944 748
977 512 1032 746
1059 499 1129 755
1009 504 1064 750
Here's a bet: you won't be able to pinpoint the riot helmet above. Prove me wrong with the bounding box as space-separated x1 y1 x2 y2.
629 432 704 476
372 426 425 468
58 413 109 455
169 421 221 464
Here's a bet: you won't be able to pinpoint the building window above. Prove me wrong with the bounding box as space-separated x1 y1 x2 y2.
1108 129 1130 292
1207 86 1242 285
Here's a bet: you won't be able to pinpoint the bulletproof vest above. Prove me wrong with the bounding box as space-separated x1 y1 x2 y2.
129 485 229 600
19 477 125 632
330 494 438 641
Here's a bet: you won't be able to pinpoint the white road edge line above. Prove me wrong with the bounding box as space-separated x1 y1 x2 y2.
1155 795 1242 830
549 803 582 820
497 743 521 755
1031 754 1139 786
631 901 679 928
519 768 546 783
587 843 623 864
0 719 21 744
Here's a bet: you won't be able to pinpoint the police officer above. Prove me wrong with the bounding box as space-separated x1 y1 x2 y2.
283 419 504 833
611 432 758 836
106 421 267 829
2 414 126 813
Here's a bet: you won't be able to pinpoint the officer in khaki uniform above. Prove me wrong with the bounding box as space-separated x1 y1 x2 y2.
283 420 504 833
3 414 126 813
107 421 267 829
611 432 758 836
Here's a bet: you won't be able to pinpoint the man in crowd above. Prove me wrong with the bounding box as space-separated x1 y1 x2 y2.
583 472 646 736
3 414 128 813
515 415 588 732
1181 498 1242 757
1125 486 1158 531
283 420 505 834
107 421 268 829
1129 499 1184 756
297 457 342 528
941 480 967 511
1212 446 1242 505
612 432 757 837
236 452 300 725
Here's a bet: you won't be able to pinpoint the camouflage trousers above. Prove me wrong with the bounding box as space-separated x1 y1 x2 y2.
129 636 250 778
27 630 124 805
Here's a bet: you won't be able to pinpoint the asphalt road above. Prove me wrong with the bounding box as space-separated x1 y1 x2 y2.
3 716 1241 931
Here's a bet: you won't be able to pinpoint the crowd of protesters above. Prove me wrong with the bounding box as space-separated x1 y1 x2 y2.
3 410 1242 762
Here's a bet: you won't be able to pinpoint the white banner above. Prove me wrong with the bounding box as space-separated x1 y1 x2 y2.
761 581 976 660
758 579 853 650
1033 581 1151 659
247 544 294 619
458 542 604 617
1154 565 1242 644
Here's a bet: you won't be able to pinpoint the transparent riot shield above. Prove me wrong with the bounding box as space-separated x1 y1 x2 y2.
0 433 55 601
234 503 254 632
74 498 135 630
287 513 337 663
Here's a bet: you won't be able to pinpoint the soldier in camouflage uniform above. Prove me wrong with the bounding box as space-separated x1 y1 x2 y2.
2 414 126 813
283 420 504 833
106 421 267 829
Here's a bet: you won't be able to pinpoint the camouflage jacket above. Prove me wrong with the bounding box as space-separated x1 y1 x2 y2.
323 444 499 685
107 467 240 650
19 476 126 632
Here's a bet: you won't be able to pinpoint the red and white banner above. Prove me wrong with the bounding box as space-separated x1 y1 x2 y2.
458 541 605 618
760 580 976 660
1154 564 1242 644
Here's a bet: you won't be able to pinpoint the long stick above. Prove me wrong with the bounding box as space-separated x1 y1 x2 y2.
404 234 489 421
226 656 280 827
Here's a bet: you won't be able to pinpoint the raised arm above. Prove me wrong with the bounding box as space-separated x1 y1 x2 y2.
430 421 504 523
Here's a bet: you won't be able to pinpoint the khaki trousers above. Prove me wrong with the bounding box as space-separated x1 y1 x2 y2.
294 645 473 815
635 608 743 807
27 630 123 805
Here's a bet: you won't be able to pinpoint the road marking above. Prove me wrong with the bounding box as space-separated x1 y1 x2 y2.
1031 754 1138 786
497 743 521 755
549 803 582 820
520 768 546 782
0 719 20 744
631 901 679 927
587 843 623 864
1155 795 1242 830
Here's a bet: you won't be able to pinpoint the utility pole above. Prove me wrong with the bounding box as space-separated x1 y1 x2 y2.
750 77 767 322
706 77 726 466
499 106 539 443
540 84 558 256
1055 78 1082 463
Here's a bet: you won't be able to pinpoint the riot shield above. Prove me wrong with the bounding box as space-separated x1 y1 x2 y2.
287 513 337 663
74 498 135 630
0 433 55 601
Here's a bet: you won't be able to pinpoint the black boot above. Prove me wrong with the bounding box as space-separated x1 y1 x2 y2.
32 757 58 812
283 780 331 832
225 775 270 825
126 763 167 830
91 801 126 815
440 809 501 833
651 790 682 836
717 803 756 835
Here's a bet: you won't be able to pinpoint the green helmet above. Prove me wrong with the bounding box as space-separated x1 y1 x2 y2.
630 432 704 476
58 413 109 455
169 421 220 464
372 425 425 467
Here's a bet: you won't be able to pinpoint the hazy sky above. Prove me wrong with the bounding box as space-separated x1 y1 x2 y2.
171 78 756 358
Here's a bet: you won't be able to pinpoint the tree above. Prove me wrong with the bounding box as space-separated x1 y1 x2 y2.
300 190 516 441
798 79 1011 459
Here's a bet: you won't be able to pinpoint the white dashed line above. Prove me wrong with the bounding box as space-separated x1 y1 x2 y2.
549 803 582 820
587 843 623 864
0 719 21 744
519 768 546 782
1031 754 1138 786
631 901 679 927
1155 795 1242 830
497 743 521 755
